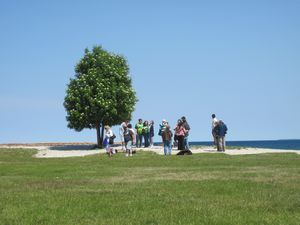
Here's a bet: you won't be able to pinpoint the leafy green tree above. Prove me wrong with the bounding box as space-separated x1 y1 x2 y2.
64 46 137 147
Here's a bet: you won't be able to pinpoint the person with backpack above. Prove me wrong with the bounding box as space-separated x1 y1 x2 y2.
135 119 144 148
213 120 228 152
158 119 167 140
124 124 135 157
162 125 173 155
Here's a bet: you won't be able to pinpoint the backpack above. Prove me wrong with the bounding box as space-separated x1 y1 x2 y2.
109 134 116 145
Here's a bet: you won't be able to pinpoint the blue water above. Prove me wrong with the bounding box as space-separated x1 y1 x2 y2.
189 140 300 150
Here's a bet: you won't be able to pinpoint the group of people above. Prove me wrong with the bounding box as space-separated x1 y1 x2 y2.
158 116 191 155
211 114 228 152
102 114 228 157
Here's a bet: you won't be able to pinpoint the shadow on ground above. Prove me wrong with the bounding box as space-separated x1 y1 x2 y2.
49 145 96 151
49 144 121 151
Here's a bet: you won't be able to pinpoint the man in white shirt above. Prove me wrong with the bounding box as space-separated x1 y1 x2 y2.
211 114 219 146
119 121 128 151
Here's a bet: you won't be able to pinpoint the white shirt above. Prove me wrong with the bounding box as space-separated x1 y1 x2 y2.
119 122 126 136
105 129 113 139
212 118 219 130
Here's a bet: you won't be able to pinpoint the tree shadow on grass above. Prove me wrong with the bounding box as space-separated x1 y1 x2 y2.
49 143 121 151
49 144 96 151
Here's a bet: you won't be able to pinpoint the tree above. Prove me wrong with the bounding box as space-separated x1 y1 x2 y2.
64 46 137 148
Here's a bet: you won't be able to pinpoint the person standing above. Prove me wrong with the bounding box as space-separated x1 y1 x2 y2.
135 118 144 148
162 125 173 155
158 119 167 139
149 120 155 148
213 120 228 152
181 116 190 150
103 125 114 157
175 119 187 151
124 124 135 156
211 114 219 146
119 120 128 151
143 120 150 148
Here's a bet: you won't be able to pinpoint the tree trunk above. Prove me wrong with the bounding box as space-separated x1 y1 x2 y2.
96 124 102 148
101 124 104 147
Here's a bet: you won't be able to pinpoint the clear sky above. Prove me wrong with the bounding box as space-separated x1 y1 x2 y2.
1 0 299 143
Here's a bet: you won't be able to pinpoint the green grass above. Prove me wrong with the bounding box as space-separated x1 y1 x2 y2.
190 145 246 150
0 148 299 225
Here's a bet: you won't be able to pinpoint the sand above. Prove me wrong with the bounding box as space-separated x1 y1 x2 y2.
0 143 299 158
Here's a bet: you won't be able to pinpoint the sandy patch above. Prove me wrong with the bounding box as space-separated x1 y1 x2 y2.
0 143 299 158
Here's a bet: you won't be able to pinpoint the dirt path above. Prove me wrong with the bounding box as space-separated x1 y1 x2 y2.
0 143 299 158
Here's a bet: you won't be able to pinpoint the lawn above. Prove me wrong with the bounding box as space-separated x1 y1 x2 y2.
0 148 299 225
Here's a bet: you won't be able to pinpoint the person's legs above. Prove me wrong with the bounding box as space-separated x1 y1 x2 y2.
178 136 184 150
163 141 168 155
138 134 143 147
135 134 139 147
221 137 225 152
216 136 221 151
212 131 217 146
168 140 172 155
144 133 149 147
184 136 189 150
126 140 132 156
106 143 111 156
120 134 125 151
150 135 154 147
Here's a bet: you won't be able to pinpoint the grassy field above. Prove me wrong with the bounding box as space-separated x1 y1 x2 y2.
0 148 299 225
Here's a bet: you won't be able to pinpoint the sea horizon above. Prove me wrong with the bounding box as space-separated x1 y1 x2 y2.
185 139 300 150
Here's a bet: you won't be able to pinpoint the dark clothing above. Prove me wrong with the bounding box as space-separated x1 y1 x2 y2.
124 129 134 142
143 133 150 147
213 123 228 152
177 135 185 150
182 121 190 136
162 130 173 142
213 123 227 137
150 124 154 137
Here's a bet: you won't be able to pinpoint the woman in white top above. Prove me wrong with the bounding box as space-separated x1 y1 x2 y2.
103 125 114 156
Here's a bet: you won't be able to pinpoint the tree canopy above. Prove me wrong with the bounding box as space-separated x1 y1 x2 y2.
64 46 137 147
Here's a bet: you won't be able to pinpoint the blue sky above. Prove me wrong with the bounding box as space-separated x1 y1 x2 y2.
0 0 299 143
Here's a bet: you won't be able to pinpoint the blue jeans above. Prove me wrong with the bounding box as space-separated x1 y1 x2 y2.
136 134 143 147
164 140 172 155
184 136 189 150
143 133 150 147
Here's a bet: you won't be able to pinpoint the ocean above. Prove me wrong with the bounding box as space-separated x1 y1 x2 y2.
189 140 300 150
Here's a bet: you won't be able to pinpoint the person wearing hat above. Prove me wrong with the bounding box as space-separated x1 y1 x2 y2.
158 119 168 141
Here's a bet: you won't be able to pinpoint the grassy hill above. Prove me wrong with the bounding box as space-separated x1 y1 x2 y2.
0 148 299 225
